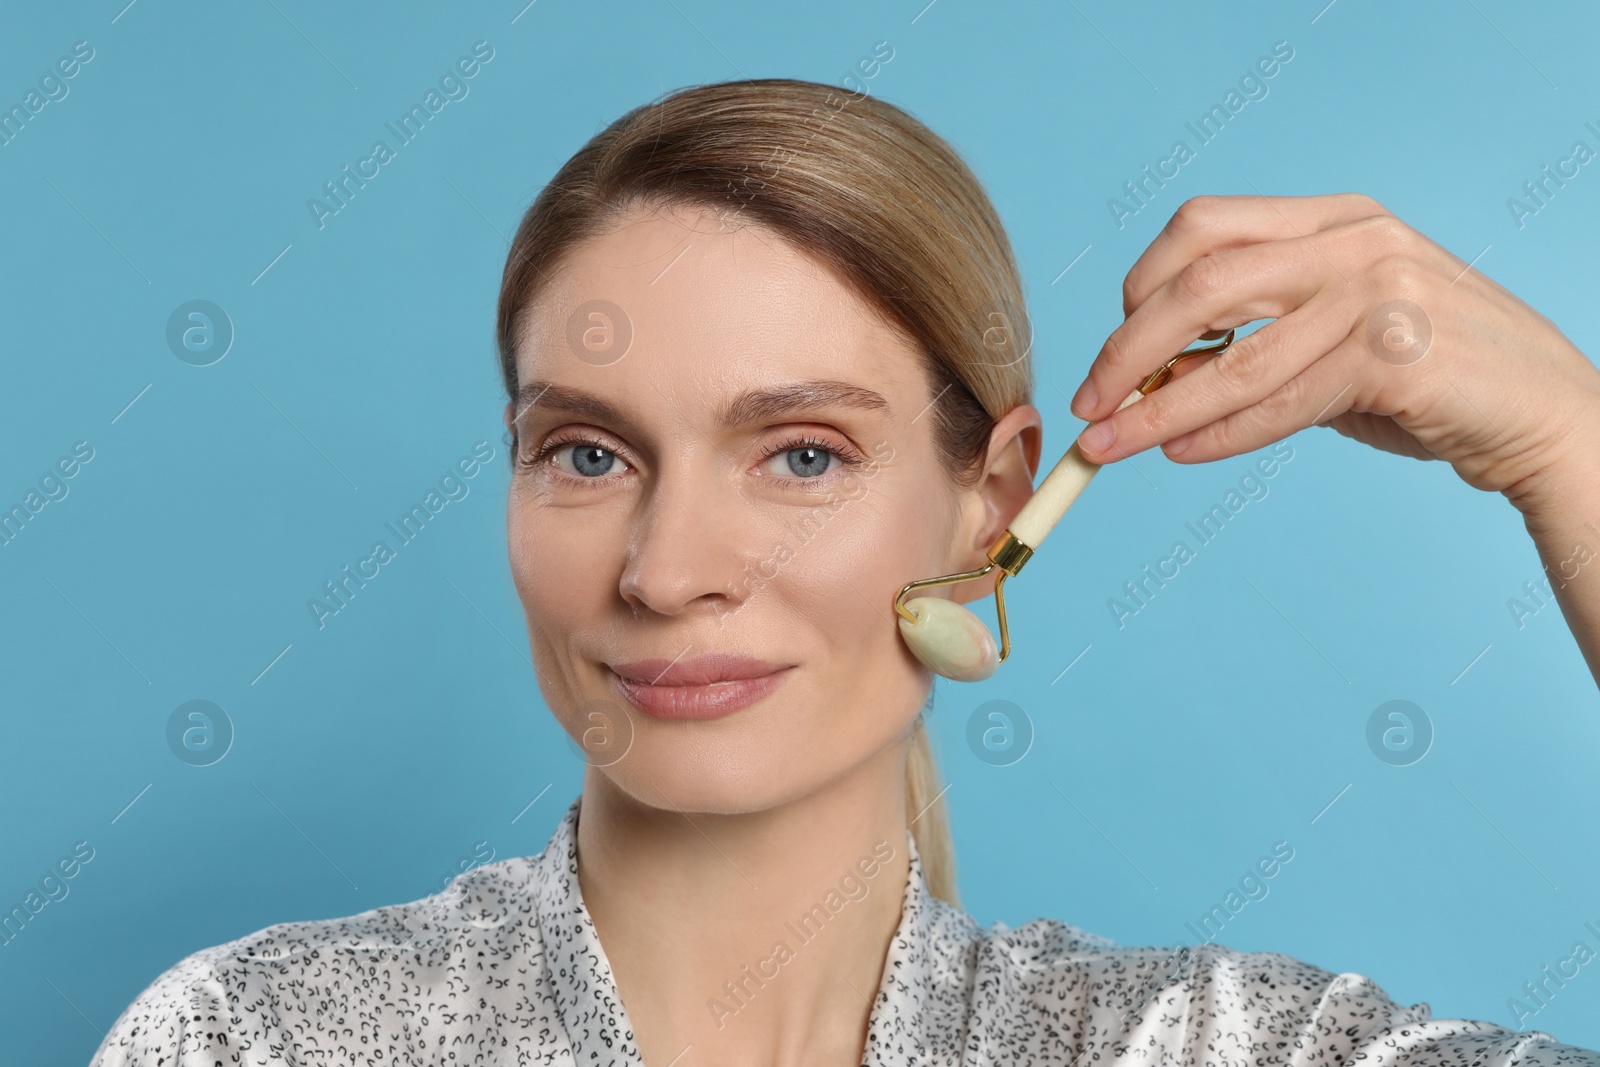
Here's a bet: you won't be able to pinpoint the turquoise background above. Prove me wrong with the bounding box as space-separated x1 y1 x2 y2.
3 1 1599 1061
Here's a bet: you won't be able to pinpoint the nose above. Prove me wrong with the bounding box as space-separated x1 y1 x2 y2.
618 459 751 620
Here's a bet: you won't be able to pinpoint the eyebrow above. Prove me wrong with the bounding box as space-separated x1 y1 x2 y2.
512 378 893 429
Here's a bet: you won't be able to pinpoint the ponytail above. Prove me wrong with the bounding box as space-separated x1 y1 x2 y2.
905 715 959 906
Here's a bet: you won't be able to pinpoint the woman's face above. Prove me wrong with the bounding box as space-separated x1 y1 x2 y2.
505 201 1014 814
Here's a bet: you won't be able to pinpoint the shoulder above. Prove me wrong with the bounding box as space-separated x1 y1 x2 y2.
957 918 1600 1065
88 854 549 1067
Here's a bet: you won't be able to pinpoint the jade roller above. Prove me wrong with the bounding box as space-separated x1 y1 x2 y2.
893 330 1237 681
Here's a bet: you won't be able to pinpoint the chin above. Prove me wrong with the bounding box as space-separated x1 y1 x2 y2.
595 746 814 816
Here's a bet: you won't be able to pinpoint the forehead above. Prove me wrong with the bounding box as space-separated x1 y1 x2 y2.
515 202 924 400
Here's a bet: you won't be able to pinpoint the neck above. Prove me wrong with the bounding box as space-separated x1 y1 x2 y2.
576 733 915 1067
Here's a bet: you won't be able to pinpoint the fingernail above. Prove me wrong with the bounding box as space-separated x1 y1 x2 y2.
1078 419 1115 454
1070 380 1098 419
1165 431 1195 456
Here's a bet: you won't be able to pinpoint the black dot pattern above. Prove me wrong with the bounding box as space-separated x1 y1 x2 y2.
89 795 1600 1065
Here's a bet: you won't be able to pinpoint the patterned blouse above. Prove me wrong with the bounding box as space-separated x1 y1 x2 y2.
90 795 1599 1066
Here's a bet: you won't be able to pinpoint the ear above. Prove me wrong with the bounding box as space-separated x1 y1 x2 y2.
948 403 1043 606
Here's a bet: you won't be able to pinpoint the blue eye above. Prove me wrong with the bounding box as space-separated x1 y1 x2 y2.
762 441 839 479
789 446 833 477
551 442 631 479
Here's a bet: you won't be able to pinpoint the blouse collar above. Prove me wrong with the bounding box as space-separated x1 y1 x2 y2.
532 794 961 1065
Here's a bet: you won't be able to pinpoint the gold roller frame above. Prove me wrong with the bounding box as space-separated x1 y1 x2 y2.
892 329 1237 664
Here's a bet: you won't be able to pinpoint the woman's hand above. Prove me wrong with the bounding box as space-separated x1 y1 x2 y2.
1068 193 1600 513
1067 192 1600 685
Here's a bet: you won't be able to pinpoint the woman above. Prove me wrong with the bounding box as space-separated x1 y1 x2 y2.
91 78 1600 1066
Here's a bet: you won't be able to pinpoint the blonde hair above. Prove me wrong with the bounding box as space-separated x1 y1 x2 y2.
495 78 1032 907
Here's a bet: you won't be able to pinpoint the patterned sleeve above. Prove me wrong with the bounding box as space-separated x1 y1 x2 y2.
1179 942 1600 1066
86 951 263 1067
981 922 1600 1066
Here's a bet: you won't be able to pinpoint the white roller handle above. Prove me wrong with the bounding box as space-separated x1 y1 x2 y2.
1006 387 1145 550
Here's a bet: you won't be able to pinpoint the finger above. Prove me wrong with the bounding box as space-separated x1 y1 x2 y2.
1122 193 1388 317
1073 233 1341 424
1075 290 1357 463
1156 331 1373 464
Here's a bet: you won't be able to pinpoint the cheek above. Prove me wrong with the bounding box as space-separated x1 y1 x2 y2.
780 495 901 628
783 476 960 609
506 498 545 607
776 486 945 701
507 494 613 633
507 497 628 741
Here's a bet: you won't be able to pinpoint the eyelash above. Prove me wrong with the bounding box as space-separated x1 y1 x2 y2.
764 434 864 483
523 430 866 488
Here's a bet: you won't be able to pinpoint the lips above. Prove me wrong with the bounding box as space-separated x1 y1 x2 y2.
607 653 793 720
